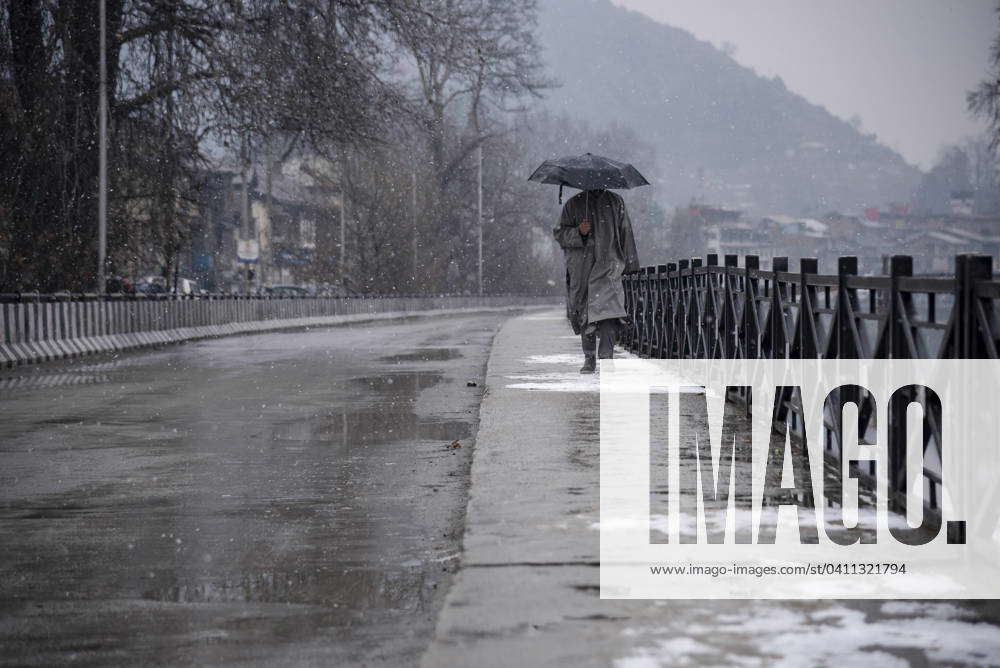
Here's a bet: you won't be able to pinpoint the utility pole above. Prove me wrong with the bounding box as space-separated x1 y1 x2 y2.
265 150 273 288
98 0 108 294
340 154 348 290
477 144 483 296
412 169 418 281
340 188 346 287
240 136 250 293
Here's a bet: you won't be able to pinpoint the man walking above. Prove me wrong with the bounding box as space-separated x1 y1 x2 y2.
553 188 640 374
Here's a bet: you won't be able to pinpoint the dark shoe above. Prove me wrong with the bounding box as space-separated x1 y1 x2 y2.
580 356 596 374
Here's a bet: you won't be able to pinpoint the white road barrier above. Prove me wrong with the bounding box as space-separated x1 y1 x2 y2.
0 294 556 368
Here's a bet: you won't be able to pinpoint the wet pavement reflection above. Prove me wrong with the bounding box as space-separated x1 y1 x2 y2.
0 313 509 666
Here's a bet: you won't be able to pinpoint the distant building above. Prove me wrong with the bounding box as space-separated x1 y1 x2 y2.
668 197 1000 276
950 190 975 216
178 158 341 292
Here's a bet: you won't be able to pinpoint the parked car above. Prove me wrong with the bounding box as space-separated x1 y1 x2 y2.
105 275 135 294
173 277 201 296
315 283 360 297
264 285 311 297
135 276 167 295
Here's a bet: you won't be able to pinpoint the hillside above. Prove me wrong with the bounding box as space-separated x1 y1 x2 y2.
537 0 922 215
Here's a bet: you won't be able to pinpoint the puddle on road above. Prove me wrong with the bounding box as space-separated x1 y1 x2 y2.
379 348 462 363
0 371 111 392
143 566 429 611
260 371 472 444
35 414 91 425
352 371 441 394
272 408 469 445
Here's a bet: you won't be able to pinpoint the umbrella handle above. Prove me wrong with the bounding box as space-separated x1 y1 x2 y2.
559 184 563 204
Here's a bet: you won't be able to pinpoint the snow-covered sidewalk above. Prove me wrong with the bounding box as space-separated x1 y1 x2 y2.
421 309 1000 667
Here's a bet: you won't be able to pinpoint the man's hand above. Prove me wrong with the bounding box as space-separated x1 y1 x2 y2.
578 220 591 236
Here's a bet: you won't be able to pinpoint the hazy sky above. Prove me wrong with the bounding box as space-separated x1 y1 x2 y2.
611 0 997 170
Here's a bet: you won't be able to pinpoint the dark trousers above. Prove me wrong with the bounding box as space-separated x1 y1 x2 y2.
582 318 617 359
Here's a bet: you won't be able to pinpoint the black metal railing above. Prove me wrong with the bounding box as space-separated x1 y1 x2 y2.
623 252 998 540
623 253 996 361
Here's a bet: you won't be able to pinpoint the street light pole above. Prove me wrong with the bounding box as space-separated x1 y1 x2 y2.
98 0 108 294
477 143 483 296
412 169 418 280
340 158 347 289
240 136 250 293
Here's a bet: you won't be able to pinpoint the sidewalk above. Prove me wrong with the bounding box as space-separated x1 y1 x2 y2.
421 309 1000 667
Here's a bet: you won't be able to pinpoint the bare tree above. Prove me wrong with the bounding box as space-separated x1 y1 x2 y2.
969 4 1000 149
0 0 422 291
1 0 558 294
392 0 551 292
1 0 233 290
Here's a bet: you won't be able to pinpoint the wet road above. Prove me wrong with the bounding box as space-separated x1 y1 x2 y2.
0 312 512 666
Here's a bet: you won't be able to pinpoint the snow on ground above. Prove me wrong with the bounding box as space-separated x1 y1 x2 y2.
506 348 706 392
523 354 586 365
504 347 633 391
521 313 565 321
504 371 602 393
613 602 1000 667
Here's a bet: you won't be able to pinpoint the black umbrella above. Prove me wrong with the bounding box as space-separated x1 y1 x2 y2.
528 152 650 202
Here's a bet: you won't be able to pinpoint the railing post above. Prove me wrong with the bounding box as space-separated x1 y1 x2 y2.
827 256 859 474
665 262 677 358
743 255 759 359
690 258 702 357
797 258 819 359
951 254 992 545
646 265 656 356
887 255 913 360
677 259 690 358
885 255 914 517
638 266 651 356
629 268 642 354
769 257 788 359
833 256 859 359
654 264 667 358
622 270 634 349
704 254 719 357
722 254 738 358
955 254 994 358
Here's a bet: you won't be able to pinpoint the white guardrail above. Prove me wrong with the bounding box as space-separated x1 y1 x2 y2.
0 293 557 368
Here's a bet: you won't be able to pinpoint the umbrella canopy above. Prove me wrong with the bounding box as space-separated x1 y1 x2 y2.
528 153 650 201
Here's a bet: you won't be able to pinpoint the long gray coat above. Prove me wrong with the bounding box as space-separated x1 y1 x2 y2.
553 190 640 335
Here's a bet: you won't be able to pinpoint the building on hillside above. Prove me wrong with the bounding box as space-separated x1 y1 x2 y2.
664 202 1000 275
